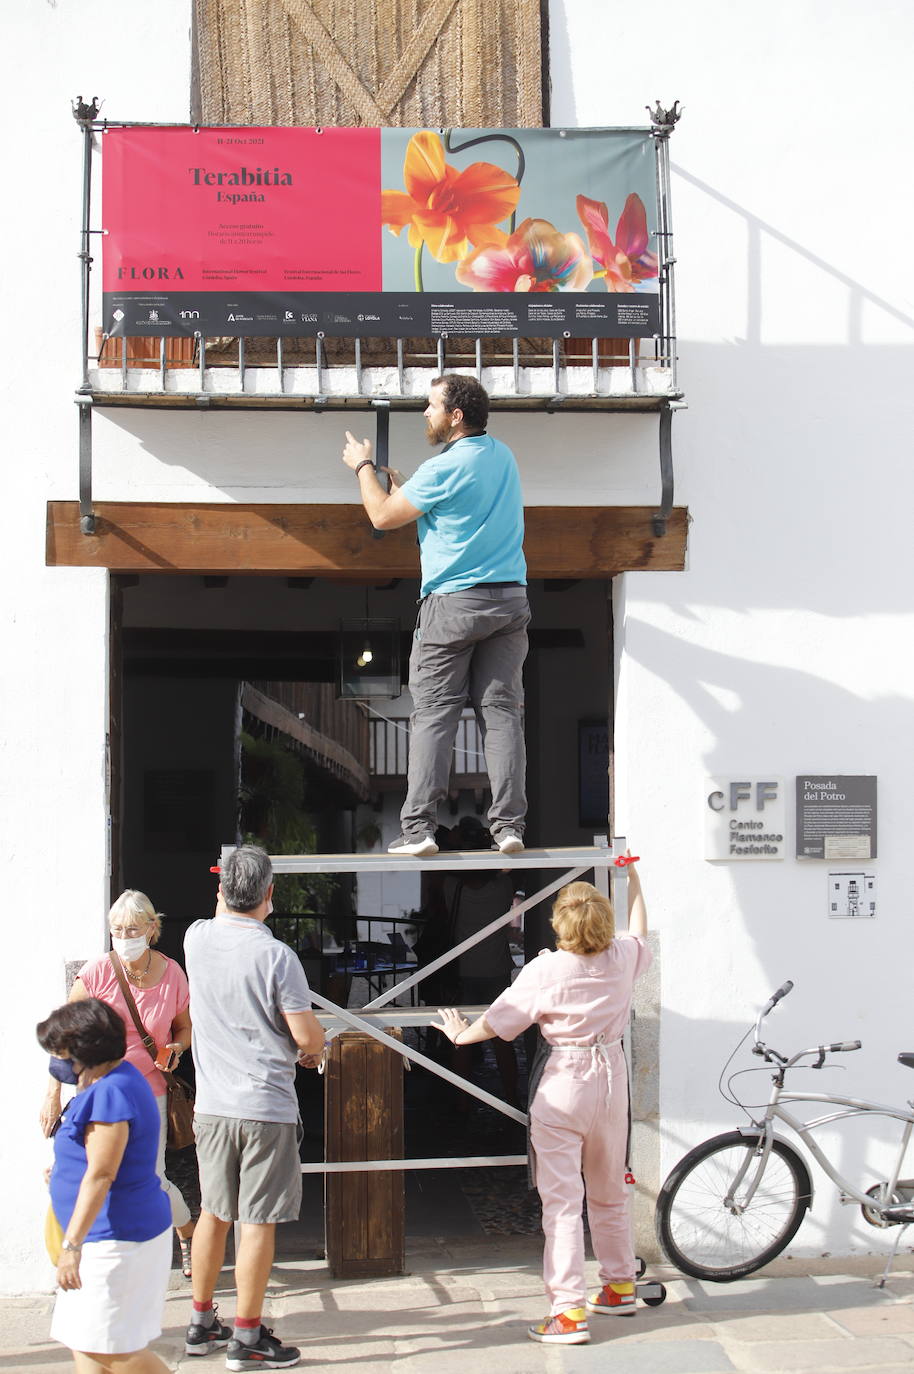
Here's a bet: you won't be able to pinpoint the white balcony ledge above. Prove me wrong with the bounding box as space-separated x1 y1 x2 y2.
86 362 681 412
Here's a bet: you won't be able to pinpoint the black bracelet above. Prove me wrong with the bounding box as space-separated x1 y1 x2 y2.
354 459 374 476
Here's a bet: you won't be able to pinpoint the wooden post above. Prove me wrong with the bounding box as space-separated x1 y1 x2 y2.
324 1030 405 1277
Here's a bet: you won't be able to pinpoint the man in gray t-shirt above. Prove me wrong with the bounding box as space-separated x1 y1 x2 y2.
183 845 323 1369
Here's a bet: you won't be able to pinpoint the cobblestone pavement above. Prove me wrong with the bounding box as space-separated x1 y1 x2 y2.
5 1241 914 1372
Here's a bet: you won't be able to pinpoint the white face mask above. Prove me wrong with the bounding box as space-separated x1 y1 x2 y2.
266 899 273 917
112 934 149 962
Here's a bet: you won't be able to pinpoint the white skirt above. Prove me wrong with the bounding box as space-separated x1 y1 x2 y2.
50 1227 170 1354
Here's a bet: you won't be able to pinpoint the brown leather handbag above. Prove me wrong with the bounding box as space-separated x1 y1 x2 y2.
108 952 196 1149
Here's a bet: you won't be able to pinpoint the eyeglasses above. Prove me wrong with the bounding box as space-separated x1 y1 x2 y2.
109 925 148 938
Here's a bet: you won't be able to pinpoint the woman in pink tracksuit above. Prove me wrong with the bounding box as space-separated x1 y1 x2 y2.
438 857 650 1346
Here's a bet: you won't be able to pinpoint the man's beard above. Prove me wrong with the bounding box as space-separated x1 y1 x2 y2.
426 415 452 445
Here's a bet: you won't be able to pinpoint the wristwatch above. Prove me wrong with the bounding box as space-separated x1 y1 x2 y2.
61 1238 82 1252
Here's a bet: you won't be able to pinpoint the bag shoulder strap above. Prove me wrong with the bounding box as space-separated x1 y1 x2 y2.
108 951 158 1062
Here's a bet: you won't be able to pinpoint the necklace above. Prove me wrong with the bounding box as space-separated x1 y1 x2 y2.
125 950 153 984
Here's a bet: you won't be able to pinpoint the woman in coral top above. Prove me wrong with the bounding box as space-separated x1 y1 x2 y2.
40 890 195 1276
438 857 650 1345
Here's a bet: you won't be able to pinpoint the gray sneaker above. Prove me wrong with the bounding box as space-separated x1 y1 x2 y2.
387 833 439 857
225 1324 300 1370
184 1305 231 1356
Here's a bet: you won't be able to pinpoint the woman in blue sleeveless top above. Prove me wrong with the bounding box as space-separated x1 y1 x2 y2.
39 997 172 1372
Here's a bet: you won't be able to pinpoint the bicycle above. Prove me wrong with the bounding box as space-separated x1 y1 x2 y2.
654 980 914 1284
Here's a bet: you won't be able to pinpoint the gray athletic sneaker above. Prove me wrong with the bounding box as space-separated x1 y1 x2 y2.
387 833 439 857
184 1305 231 1356
225 1324 301 1370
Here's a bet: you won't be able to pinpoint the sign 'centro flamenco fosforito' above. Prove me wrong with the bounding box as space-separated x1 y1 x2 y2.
101 125 661 341
705 778 786 861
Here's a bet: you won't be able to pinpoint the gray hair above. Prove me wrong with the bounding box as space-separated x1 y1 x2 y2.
221 845 273 912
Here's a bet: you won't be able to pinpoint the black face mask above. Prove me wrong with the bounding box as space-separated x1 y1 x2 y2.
48 1056 80 1086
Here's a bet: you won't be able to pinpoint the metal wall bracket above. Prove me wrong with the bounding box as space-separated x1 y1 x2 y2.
653 402 674 537
370 399 390 542
77 394 95 534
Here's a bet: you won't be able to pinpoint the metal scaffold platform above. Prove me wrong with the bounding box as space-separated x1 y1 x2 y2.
227 842 630 1173
268 844 619 876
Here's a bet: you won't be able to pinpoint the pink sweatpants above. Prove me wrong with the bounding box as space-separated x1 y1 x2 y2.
530 1042 632 1313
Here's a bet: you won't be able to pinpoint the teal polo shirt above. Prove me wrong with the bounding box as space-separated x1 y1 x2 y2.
400 433 527 596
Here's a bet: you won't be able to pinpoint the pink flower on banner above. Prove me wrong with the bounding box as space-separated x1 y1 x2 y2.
576 193 658 291
455 218 593 293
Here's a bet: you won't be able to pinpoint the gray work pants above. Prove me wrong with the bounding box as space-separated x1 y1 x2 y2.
401 586 531 840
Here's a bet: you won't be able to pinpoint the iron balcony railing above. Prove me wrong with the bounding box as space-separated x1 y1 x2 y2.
77 112 681 412
87 332 679 410
369 709 486 783
72 106 684 533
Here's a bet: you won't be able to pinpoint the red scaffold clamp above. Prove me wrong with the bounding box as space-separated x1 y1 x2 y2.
613 854 640 867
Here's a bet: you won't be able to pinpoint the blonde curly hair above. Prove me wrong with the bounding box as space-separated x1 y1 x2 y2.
108 889 163 946
550 881 614 955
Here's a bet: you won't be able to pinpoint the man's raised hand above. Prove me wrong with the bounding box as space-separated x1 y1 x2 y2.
342 430 373 470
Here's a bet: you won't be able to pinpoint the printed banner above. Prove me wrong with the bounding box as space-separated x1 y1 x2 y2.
102 126 661 340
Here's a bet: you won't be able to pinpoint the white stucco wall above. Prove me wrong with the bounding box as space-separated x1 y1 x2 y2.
3 0 194 1292
5 0 913 1292
83 406 658 506
553 0 914 1256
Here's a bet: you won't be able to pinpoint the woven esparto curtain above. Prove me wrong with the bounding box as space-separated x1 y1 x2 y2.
191 0 547 363
192 0 545 129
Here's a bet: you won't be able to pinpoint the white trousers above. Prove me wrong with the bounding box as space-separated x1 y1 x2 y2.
155 1093 192 1229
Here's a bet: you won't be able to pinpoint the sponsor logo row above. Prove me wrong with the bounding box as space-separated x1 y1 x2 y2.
109 307 385 327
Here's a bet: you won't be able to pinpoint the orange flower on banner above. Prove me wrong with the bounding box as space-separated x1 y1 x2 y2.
455 218 593 293
381 131 521 264
576 193 658 291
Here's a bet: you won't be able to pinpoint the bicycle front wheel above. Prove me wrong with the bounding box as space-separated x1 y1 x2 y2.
655 1131 811 1281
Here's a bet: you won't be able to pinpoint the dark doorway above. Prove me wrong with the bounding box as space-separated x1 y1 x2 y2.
113 571 613 1245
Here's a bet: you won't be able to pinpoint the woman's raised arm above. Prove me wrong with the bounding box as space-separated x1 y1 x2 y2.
626 856 647 938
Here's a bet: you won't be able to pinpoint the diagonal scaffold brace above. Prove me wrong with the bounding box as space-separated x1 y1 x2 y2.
236 842 633 1170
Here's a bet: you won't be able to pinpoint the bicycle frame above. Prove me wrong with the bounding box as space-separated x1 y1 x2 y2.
731 1082 914 1215
657 984 914 1287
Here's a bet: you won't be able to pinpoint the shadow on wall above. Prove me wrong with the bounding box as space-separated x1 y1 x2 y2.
622 615 914 1255
660 165 914 612
668 341 914 616
611 165 914 1248
89 162 914 525
672 164 914 349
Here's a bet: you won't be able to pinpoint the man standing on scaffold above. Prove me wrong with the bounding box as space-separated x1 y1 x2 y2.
342 373 529 856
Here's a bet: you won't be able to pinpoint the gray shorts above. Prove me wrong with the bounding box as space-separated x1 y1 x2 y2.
194 1114 303 1224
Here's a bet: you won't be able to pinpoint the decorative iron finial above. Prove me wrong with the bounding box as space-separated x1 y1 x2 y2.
647 100 682 138
72 96 101 126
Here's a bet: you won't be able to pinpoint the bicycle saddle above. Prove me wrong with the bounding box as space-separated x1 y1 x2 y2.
898 1054 914 1070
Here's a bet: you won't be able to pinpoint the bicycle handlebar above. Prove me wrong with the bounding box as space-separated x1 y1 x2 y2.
779 1040 864 1070
752 983 862 1068
754 979 794 1049
762 980 794 1014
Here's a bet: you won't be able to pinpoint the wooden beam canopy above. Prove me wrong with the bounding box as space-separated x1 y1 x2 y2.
46 502 687 577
